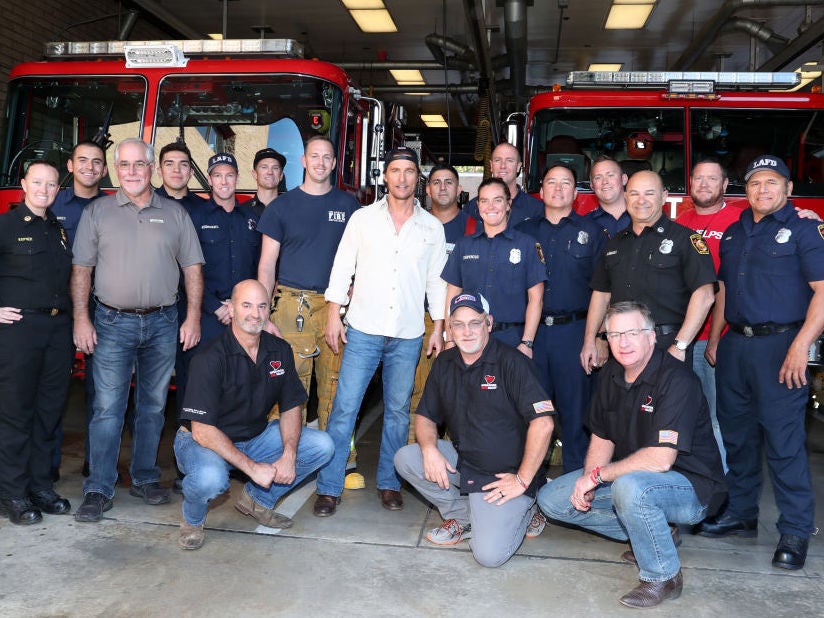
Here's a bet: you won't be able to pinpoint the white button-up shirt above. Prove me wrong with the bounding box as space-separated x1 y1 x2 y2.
325 197 447 338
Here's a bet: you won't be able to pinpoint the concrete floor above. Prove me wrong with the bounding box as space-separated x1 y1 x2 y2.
1 381 823 617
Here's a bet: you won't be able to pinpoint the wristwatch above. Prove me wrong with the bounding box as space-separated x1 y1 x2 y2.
674 339 689 351
520 339 534 348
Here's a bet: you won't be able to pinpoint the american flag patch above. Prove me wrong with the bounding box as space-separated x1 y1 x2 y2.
658 430 679 445
533 400 555 414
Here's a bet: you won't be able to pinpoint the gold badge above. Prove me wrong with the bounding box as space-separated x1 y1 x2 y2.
24 215 32 221
818 223 824 241
690 233 709 255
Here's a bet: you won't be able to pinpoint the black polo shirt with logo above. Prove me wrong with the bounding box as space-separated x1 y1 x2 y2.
180 328 307 442
416 337 555 495
590 214 716 326
588 348 726 512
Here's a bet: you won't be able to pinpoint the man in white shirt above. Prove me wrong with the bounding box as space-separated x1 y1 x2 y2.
313 147 447 516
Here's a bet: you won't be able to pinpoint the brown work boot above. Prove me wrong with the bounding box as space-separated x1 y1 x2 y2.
235 487 294 528
619 570 683 608
178 521 205 550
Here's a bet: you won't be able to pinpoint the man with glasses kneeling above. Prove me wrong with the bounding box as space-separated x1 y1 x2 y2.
394 292 554 567
538 301 726 609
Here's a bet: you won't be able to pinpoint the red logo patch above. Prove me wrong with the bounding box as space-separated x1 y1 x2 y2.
269 361 285 377
481 375 497 390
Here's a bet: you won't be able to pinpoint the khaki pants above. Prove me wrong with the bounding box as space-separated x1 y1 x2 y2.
268 286 342 429
408 313 436 443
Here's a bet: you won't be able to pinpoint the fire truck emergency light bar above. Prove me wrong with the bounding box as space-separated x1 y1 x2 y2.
44 39 305 66
567 71 801 92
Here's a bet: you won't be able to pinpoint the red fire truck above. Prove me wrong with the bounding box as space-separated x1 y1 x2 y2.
524 70 824 218
0 38 393 212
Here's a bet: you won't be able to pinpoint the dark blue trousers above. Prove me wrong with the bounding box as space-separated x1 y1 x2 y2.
716 329 813 538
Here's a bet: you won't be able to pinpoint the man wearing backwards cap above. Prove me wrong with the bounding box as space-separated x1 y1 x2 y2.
247 147 287 218
697 155 824 571
314 146 447 516
394 292 554 567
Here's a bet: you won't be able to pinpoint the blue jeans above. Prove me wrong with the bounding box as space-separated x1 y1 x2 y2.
538 469 708 582
692 339 727 472
174 423 334 526
316 327 422 497
83 304 178 498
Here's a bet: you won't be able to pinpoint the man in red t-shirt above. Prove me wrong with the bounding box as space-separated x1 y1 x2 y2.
676 158 743 471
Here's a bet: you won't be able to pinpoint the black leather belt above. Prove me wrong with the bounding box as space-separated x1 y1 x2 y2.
21 307 63 316
541 310 587 326
491 321 525 332
654 324 679 336
728 321 804 337
96 299 169 315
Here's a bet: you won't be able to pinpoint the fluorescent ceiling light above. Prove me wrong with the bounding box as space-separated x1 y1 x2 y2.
349 9 397 33
390 69 425 85
588 63 623 71
404 92 432 96
207 33 223 40
341 0 385 8
605 3 655 29
422 114 448 127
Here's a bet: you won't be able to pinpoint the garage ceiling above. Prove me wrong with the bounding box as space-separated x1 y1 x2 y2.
127 0 824 163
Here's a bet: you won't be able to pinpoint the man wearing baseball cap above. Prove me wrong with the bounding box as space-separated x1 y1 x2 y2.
394 292 554 567
247 148 287 218
698 154 824 571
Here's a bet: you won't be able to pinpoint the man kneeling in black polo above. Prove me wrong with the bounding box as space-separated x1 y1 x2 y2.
174 280 334 549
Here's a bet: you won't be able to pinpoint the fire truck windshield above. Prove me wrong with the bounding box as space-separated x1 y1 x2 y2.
528 106 824 202
1 75 146 188
0 73 344 195
155 74 343 192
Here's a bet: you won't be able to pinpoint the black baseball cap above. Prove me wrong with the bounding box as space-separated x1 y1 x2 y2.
254 147 286 169
207 152 238 174
744 154 791 181
384 146 420 171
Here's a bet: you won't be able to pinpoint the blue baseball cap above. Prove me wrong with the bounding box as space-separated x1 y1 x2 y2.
744 155 791 181
449 292 490 315
207 152 238 174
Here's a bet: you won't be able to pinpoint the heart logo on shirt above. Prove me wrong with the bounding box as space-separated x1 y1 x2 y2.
484 375 495 384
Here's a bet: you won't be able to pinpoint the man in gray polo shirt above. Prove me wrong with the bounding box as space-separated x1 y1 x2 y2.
71 138 205 522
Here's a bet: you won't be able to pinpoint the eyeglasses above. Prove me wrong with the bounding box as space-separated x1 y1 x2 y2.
604 328 652 341
117 161 150 171
449 319 486 331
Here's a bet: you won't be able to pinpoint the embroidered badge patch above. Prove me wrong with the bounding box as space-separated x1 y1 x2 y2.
818 224 824 241
535 242 545 264
269 361 285 377
640 395 654 413
533 400 555 414
658 429 679 445
480 375 497 390
690 233 709 255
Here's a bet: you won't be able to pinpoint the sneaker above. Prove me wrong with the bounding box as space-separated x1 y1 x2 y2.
235 487 294 529
74 492 113 523
426 519 471 545
178 521 205 550
129 482 171 505
526 510 547 539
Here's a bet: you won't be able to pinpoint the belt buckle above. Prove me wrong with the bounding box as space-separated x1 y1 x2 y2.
544 316 554 326
743 325 754 337
50 308 58 316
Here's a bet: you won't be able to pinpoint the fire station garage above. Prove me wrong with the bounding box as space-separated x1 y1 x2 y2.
0 1 823 615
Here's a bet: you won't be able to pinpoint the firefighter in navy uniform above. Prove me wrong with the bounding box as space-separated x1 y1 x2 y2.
0 160 75 525
698 155 824 571
517 164 609 472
